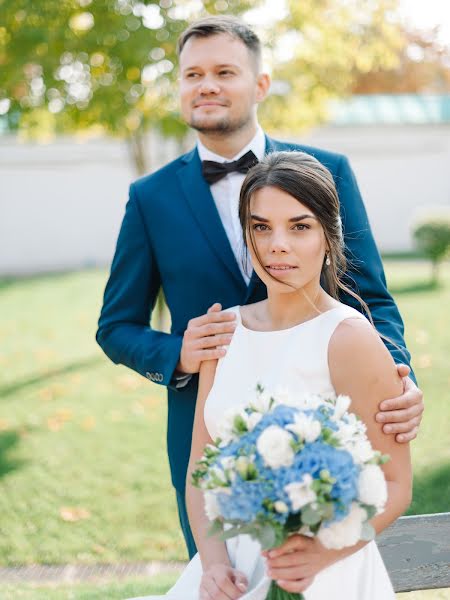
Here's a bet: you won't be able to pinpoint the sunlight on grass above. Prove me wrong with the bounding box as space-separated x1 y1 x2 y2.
0 261 448 569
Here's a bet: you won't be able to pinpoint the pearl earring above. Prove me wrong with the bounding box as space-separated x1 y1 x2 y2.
325 254 331 266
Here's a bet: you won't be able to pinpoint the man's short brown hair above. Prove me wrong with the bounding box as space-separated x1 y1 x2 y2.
177 15 262 72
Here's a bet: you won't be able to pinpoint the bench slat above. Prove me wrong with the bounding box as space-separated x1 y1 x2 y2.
377 512 450 592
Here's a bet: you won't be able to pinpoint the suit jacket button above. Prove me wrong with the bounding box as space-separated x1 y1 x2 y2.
146 372 153 381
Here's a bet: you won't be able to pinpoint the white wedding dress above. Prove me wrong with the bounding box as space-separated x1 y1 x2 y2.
130 304 395 600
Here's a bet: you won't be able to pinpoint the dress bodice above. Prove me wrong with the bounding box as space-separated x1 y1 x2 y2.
204 303 366 440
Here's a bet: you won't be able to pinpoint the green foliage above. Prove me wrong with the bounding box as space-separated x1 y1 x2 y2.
0 0 256 143
0 0 405 146
259 0 405 133
0 262 448 567
412 209 450 283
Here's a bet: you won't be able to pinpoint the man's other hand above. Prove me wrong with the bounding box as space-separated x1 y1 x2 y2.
376 364 424 443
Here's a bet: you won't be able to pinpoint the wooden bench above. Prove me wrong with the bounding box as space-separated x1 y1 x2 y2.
377 512 450 593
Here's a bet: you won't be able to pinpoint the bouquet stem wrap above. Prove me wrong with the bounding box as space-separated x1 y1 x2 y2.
267 580 304 600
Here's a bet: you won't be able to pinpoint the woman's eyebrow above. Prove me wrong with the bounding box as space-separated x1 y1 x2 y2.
250 214 317 222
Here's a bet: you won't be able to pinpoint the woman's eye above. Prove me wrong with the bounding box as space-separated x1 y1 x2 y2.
293 223 309 231
253 223 269 231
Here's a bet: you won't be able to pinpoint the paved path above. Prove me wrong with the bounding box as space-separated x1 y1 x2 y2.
0 561 186 584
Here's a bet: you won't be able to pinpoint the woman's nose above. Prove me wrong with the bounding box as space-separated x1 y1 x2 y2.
269 232 290 253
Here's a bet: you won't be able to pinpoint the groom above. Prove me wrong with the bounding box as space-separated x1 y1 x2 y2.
97 16 424 560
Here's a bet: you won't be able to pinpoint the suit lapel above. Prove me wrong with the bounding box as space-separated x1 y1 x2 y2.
177 148 247 293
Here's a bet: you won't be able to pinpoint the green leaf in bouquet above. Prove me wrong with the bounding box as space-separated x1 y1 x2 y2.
219 523 256 541
208 519 225 538
301 504 321 526
361 521 376 541
257 524 278 550
233 414 249 434
361 504 377 520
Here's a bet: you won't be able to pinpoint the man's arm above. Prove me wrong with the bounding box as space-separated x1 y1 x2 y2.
334 155 423 441
335 155 413 376
96 184 183 388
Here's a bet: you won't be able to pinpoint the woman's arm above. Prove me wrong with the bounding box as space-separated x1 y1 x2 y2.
264 316 412 594
329 316 413 534
186 359 229 567
185 360 248 596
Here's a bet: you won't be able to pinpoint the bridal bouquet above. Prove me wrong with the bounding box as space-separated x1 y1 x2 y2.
192 385 389 600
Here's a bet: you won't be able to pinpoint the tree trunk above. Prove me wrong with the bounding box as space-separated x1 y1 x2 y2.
432 259 440 286
127 130 149 176
126 129 168 330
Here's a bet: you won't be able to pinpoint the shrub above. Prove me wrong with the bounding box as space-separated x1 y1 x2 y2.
411 208 450 283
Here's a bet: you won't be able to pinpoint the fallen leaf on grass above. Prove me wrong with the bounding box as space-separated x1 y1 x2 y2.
81 416 96 430
92 544 107 554
60 507 91 522
0 418 10 431
417 354 432 369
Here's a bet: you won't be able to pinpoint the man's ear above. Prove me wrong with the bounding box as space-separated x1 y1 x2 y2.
255 73 271 103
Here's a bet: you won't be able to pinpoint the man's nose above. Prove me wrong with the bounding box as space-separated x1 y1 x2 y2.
198 76 220 95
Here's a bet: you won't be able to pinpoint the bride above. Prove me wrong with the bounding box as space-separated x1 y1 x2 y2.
130 151 412 599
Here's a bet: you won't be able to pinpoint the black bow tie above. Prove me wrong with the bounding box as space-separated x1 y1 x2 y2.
202 150 259 185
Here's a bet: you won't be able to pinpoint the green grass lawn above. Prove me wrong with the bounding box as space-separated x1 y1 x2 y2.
0 261 448 571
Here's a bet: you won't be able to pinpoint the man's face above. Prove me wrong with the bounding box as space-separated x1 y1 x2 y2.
178 33 268 135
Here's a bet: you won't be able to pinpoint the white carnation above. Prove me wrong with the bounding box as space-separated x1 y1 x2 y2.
351 439 376 464
247 412 263 431
217 407 240 445
332 395 351 421
285 474 317 511
250 390 273 413
256 425 295 469
286 413 321 443
317 503 366 549
358 464 388 511
204 491 221 521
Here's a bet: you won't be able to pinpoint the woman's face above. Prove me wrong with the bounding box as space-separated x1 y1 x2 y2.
247 186 327 293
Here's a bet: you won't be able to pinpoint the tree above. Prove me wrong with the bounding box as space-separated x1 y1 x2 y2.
353 25 450 94
412 210 450 285
0 0 257 174
257 0 405 133
0 0 408 172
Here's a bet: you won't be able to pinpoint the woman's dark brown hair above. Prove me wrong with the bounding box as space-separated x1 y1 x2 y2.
238 150 373 322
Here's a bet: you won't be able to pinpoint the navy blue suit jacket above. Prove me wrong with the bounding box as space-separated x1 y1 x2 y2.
97 135 412 492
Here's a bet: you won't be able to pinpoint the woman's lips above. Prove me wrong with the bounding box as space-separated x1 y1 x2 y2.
266 265 298 275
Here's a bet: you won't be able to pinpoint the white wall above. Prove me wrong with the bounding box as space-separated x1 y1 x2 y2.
300 124 450 252
1 125 449 275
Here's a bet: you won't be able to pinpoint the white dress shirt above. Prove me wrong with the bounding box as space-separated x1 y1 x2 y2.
197 126 266 284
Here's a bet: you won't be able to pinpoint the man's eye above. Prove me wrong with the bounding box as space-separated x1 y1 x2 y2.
219 70 234 76
186 72 199 78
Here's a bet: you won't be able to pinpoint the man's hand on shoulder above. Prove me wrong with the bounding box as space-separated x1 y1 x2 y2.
177 303 237 375
376 364 424 443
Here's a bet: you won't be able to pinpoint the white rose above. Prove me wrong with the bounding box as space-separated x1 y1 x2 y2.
286 413 322 443
284 474 317 511
256 425 295 469
204 491 221 521
332 395 351 421
317 503 366 549
358 464 387 511
274 501 289 514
